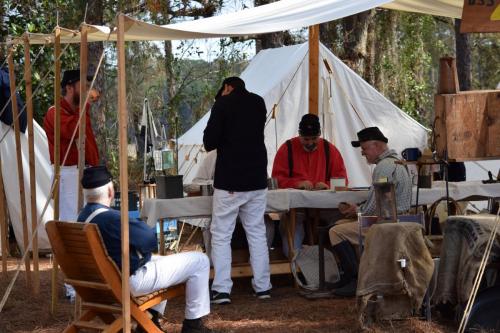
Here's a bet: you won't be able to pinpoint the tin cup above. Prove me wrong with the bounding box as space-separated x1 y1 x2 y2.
267 177 278 190
200 184 214 196
330 177 346 192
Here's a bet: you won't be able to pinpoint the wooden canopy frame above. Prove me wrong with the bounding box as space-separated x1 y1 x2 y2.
2 11 319 331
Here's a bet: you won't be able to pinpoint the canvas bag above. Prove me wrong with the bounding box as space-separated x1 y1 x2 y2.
291 245 340 290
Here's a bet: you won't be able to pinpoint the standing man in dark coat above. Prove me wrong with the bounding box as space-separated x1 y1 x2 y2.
203 77 271 304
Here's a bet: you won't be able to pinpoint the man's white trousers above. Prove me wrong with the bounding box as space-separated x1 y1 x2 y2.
210 188 271 294
129 252 210 319
59 166 78 221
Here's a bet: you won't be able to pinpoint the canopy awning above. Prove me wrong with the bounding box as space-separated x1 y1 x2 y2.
8 0 463 45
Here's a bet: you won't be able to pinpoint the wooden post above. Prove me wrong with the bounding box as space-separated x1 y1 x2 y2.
7 46 32 288
53 28 62 220
24 36 40 294
73 24 89 319
438 57 460 94
308 25 319 116
77 25 88 211
117 14 131 332
51 26 62 315
0 163 8 274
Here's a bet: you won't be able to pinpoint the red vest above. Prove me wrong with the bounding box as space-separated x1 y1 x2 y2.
43 98 99 166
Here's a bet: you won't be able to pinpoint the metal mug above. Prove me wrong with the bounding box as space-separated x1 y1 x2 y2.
200 184 214 196
267 177 278 190
402 148 422 161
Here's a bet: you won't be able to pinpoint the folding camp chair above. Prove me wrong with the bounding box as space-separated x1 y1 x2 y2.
45 220 185 332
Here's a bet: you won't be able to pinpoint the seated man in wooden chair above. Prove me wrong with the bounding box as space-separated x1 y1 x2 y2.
328 127 412 297
78 165 215 333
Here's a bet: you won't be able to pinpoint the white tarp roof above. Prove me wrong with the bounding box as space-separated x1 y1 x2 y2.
10 0 463 44
178 42 429 187
0 122 53 253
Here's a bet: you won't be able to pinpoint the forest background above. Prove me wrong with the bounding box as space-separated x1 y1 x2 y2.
1 0 499 184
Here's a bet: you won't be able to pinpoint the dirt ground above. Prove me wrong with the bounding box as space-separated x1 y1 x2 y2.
0 257 456 333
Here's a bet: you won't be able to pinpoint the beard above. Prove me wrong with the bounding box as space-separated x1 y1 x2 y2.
72 92 80 108
303 143 317 152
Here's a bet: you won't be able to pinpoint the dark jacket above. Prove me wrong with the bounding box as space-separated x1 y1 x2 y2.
77 203 157 275
203 88 268 191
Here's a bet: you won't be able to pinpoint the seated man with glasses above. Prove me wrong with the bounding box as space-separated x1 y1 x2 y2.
272 113 348 257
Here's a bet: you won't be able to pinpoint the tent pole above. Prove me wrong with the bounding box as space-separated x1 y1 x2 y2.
24 35 40 294
77 25 88 213
51 26 62 315
117 13 131 332
0 161 8 275
7 46 32 289
74 24 89 320
308 25 319 116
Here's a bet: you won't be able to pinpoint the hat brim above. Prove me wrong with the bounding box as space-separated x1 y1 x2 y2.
351 140 361 148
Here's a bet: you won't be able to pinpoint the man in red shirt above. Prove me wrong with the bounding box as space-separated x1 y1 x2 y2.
272 114 348 257
43 69 100 222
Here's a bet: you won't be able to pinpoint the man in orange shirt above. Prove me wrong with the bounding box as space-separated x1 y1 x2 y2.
272 114 347 257
43 69 100 222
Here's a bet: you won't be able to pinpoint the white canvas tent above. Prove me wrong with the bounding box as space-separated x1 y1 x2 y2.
178 42 429 187
0 122 53 254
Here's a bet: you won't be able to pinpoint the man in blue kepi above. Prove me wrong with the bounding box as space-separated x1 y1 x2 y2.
78 165 216 333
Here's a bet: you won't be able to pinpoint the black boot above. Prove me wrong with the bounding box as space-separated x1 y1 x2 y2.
328 240 358 293
333 279 357 297
181 318 216 333
134 309 163 332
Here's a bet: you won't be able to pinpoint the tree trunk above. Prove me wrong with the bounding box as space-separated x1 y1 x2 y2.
340 10 376 76
454 19 471 91
84 0 107 162
374 10 398 95
319 21 341 55
255 0 289 52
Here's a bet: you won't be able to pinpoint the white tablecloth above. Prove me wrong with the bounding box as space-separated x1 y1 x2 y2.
141 189 290 227
415 181 500 205
140 181 500 227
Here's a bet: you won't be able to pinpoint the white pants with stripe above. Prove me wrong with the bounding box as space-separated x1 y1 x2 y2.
129 252 210 319
210 188 271 294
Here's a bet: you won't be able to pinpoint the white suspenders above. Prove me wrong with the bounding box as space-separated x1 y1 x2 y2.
84 207 109 223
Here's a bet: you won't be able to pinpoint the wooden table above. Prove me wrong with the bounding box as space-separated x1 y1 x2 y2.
140 183 500 275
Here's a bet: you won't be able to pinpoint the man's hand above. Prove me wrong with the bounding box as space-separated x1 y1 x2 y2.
314 182 329 190
296 180 313 190
338 202 357 218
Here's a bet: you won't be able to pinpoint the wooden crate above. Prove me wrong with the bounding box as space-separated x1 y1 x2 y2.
434 90 500 160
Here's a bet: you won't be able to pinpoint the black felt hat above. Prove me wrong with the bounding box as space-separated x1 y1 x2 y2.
81 165 113 189
61 69 92 88
299 114 321 137
351 127 388 147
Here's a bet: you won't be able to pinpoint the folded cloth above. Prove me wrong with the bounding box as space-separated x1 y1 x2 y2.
434 214 500 307
357 223 434 327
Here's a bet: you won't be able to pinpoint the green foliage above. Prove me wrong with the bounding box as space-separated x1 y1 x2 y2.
471 33 500 90
1 0 81 123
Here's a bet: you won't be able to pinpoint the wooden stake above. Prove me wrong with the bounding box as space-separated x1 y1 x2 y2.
7 46 32 288
0 162 8 274
308 25 319 116
77 25 88 212
24 36 40 294
117 14 131 332
73 24 89 320
51 26 62 315
53 28 62 221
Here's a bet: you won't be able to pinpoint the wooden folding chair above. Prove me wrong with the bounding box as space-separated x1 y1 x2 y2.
45 220 185 333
